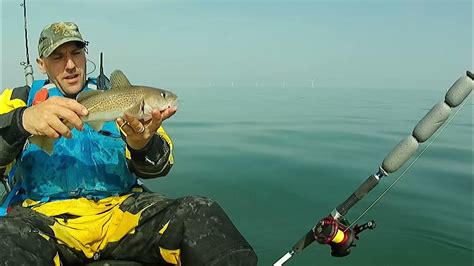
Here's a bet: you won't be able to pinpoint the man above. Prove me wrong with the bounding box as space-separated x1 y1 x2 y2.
0 22 257 265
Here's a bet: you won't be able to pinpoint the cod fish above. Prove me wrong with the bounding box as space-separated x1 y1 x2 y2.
29 69 178 155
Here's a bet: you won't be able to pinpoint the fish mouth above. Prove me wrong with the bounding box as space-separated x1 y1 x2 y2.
160 100 178 111
159 101 178 112
169 100 178 109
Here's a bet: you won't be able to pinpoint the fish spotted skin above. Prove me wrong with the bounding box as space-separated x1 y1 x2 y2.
29 70 178 155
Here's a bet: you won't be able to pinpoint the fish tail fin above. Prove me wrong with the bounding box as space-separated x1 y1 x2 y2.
29 136 55 155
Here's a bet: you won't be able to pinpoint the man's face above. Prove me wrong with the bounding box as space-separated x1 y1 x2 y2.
37 42 87 95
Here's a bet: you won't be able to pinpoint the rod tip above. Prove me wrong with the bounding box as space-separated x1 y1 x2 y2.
467 71 473 80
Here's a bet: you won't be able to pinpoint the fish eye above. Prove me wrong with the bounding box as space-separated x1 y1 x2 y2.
161 92 166 98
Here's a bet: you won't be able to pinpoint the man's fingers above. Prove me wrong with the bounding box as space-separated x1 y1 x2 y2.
48 116 72 138
161 107 177 121
147 107 176 133
123 114 145 133
53 106 84 131
51 97 88 115
117 118 130 134
146 110 164 133
50 97 88 116
120 107 176 136
41 125 60 139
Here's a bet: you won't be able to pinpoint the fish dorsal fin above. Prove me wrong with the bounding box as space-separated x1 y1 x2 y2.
29 135 55 155
110 70 132 88
76 90 103 103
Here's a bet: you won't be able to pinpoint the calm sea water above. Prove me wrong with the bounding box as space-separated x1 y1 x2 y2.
1 84 472 265
151 85 472 266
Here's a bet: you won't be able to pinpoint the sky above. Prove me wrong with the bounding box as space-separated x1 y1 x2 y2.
1 0 472 90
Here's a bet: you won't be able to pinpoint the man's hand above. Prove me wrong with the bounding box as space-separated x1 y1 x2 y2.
117 107 177 151
22 97 88 139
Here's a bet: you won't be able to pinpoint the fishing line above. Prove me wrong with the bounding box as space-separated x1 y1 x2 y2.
87 59 97 76
345 93 472 231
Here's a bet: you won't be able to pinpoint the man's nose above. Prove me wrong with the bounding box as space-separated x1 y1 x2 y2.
65 57 76 70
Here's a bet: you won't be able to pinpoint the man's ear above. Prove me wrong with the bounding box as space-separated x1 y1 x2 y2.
36 58 47 74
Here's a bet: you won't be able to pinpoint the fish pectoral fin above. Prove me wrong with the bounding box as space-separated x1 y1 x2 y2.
87 121 105 131
29 136 55 156
76 90 103 103
124 98 144 118
110 70 132 88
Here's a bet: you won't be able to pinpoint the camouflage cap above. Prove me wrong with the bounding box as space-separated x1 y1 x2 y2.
38 22 87 58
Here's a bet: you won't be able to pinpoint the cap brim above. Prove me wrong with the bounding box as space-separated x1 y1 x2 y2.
42 37 86 58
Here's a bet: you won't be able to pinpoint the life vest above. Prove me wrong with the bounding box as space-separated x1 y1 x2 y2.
14 79 137 201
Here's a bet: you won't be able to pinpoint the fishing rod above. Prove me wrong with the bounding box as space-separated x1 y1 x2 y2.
97 52 111 90
274 71 473 265
20 0 34 87
2 0 33 194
